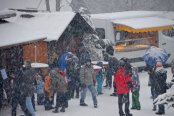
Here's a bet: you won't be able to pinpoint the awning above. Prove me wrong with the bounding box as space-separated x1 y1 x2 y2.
112 17 174 33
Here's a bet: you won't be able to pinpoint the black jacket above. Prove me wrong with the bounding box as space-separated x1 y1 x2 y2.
154 68 167 94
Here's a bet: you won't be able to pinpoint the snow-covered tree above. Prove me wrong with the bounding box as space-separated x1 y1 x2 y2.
154 83 174 109
78 7 113 61
56 0 73 11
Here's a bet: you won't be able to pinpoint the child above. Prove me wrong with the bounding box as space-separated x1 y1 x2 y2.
36 74 44 105
44 72 54 110
96 62 104 95
131 67 141 110
52 69 68 113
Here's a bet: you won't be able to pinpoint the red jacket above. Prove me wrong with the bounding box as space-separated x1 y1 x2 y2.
114 66 132 94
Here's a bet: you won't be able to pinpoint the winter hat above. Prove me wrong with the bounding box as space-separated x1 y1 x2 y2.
119 59 125 67
120 57 129 63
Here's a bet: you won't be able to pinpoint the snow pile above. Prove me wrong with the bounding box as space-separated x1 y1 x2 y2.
154 83 174 109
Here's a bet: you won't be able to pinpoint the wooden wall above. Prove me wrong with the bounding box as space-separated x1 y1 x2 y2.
23 41 48 63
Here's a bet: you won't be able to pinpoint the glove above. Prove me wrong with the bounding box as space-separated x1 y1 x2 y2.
127 81 133 89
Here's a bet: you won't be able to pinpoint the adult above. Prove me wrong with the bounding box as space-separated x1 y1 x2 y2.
79 59 98 108
146 64 157 111
153 61 167 115
52 69 68 113
114 60 133 116
66 56 80 99
22 60 36 116
171 58 174 82
11 68 31 116
0 64 3 110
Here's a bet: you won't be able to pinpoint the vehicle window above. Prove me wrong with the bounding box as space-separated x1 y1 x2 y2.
162 27 174 37
95 28 105 39
115 31 158 52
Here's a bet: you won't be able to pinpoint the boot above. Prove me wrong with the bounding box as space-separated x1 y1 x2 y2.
119 113 126 116
52 108 59 113
94 104 98 108
80 102 88 106
76 94 79 98
126 113 132 116
152 105 156 111
156 112 165 115
60 107 65 112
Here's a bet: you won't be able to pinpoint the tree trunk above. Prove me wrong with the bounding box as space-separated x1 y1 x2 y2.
56 0 61 11
45 0 50 12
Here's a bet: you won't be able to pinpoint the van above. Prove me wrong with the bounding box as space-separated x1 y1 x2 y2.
91 11 174 69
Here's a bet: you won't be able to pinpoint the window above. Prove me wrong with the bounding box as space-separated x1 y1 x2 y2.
95 28 105 39
115 31 158 52
162 27 174 37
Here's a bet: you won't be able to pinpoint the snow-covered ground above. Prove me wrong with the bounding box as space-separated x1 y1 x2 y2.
1 68 174 116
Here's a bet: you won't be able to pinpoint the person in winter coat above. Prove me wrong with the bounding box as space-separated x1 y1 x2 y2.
114 59 133 116
0 64 3 111
11 68 31 116
131 67 141 110
36 74 44 105
104 57 119 89
66 56 80 99
80 59 98 108
44 71 54 111
146 64 157 111
52 69 68 113
171 58 174 82
96 62 104 95
22 60 36 116
153 61 167 115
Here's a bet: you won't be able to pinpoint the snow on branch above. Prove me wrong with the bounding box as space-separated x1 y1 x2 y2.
154 84 174 109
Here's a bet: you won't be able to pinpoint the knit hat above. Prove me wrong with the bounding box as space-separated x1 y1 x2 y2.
119 59 125 67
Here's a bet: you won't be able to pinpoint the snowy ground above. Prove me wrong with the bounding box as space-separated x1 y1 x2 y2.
0 68 174 116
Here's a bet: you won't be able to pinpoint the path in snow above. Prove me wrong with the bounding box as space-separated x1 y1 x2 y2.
0 68 174 116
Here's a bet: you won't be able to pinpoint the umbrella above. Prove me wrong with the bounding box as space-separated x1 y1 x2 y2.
93 65 102 73
143 46 169 66
57 51 73 70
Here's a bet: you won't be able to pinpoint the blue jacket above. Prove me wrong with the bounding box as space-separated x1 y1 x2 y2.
57 51 69 70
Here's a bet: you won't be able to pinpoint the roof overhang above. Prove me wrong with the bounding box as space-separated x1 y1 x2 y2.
0 10 16 19
0 22 46 48
112 17 174 33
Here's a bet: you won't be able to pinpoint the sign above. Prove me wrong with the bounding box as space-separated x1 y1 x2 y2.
0 69 8 80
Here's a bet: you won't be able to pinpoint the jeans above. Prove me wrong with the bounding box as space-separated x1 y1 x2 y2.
11 93 31 116
158 104 165 113
80 84 97 105
26 97 35 116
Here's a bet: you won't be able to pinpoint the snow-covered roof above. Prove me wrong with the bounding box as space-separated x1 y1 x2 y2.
163 11 174 20
0 22 46 47
91 11 163 20
0 10 16 19
112 17 174 29
6 11 76 41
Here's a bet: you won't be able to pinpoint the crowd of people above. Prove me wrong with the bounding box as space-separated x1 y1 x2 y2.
0 51 174 116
